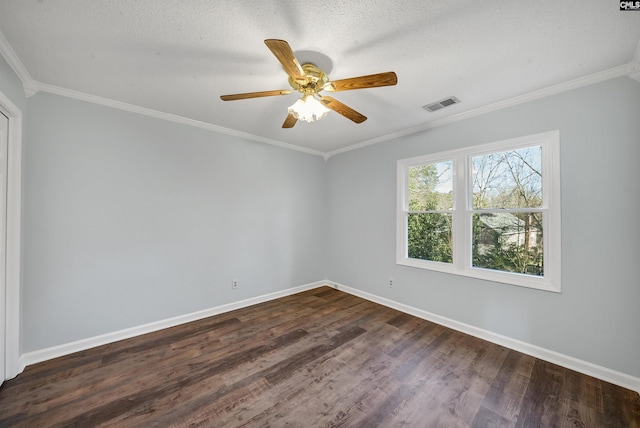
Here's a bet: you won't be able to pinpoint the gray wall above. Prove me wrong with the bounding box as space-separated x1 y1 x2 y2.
2 50 639 379
21 92 327 352
326 76 640 378
0 55 26 113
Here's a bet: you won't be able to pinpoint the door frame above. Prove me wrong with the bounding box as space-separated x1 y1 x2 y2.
0 89 22 380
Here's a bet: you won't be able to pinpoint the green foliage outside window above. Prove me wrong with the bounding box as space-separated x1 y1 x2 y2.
407 163 453 263
471 147 543 276
407 146 544 276
472 212 543 275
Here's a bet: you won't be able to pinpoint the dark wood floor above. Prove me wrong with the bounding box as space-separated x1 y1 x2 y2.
0 287 638 427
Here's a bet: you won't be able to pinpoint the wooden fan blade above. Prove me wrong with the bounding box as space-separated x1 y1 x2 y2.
282 113 297 128
320 96 367 124
264 39 306 82
220 89 291 101
325 72 397 92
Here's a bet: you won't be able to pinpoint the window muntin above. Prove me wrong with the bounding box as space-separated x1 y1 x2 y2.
397 131 560 292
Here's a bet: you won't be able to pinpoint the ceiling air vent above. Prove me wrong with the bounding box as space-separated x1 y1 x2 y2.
423 96 460 113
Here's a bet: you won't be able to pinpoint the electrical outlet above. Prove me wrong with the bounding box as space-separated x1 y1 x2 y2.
388 278 394 288
232 279 239 289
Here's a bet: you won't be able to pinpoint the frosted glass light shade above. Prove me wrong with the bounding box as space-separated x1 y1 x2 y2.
288 96 330 123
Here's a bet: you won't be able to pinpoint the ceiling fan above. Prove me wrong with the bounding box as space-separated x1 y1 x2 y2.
220 39 398 128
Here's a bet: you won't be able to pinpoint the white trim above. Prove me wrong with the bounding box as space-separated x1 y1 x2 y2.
324 65 629 158
17 278 640 394
396 131 561 292
327 281 640 394
0 31 323 155
0 25 631 160
0 30 38 97
33 82 325 158
20 281 326 368
0 90 22 380
22 82 39 98
28 64 632 159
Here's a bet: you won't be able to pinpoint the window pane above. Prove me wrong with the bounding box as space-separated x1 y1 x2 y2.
472 146 542 209
472 212 543 276
408 213 453 263
409 161 453 211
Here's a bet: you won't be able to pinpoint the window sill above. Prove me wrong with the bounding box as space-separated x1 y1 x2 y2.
397 257 561 293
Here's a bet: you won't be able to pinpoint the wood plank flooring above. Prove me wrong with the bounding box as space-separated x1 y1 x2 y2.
0 287 638 427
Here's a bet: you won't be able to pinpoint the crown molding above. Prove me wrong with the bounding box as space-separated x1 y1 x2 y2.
0 29 323 157
0 30 39 97
33 82 325 157
2 25 635 158
324 64 631 159
22 81 40 98
19 64 634 160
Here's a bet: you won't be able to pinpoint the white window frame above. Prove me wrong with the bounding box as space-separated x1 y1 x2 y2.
396 130 561 292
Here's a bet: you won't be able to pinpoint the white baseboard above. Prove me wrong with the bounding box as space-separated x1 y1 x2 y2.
328 281 640 395
19 281 327 369
17 279 640 395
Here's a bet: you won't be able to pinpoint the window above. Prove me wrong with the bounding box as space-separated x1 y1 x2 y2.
397 131 561 292
407 159 454 263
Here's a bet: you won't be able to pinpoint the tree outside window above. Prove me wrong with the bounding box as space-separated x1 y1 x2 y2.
407 161 453 263
397 131 560 292
471 146 543 276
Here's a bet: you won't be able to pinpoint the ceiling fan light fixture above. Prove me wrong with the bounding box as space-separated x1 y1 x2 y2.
287 95 330 123
221 40 398 127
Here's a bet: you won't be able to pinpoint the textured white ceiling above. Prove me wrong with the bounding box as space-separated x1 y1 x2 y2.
0 0 639 155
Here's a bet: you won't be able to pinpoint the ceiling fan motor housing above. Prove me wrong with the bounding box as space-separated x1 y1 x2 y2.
288 63 329 95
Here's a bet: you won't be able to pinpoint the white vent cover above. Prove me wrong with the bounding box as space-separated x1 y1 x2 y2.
423 96 460 112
